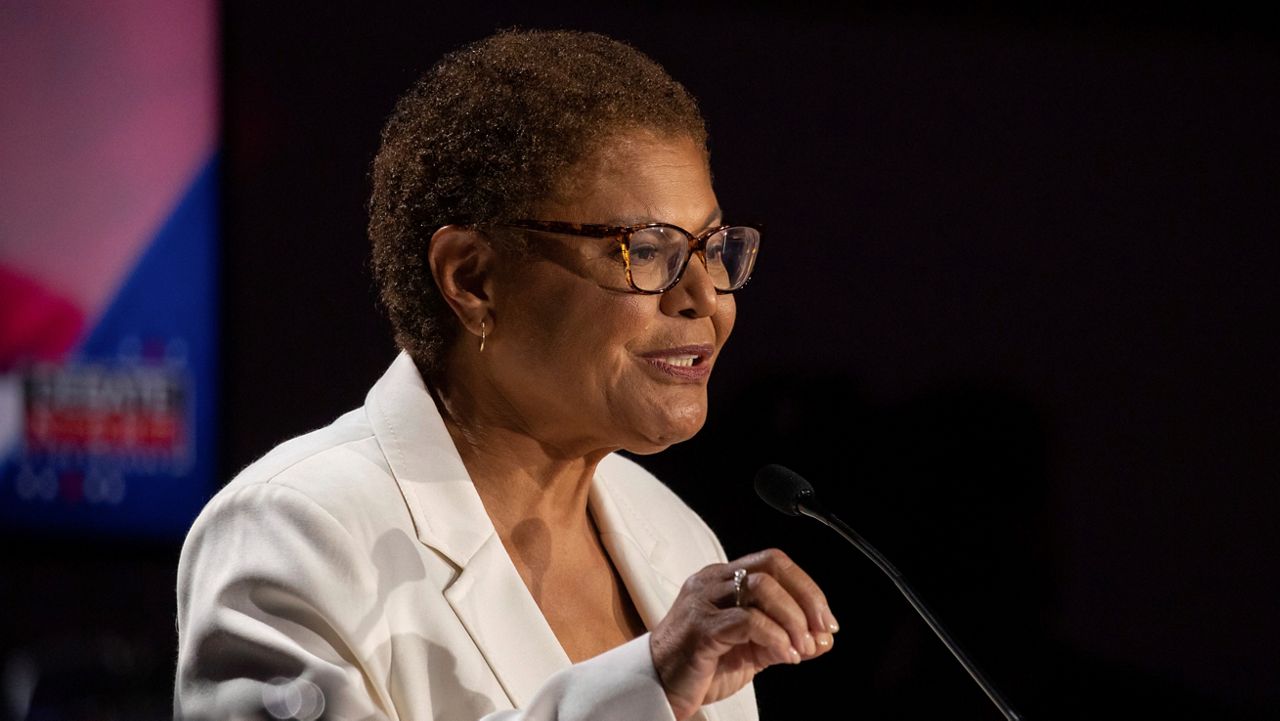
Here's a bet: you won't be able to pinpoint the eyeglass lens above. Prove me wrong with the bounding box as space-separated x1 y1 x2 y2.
627 226 760 292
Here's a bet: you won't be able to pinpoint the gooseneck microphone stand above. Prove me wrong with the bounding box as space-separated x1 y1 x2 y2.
756 464 1024 721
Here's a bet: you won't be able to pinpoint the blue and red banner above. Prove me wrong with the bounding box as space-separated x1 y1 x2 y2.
0 1 219 537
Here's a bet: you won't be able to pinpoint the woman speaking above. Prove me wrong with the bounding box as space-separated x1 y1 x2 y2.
176 29 836 721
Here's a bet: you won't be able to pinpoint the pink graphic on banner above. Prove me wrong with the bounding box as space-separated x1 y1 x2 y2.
0 0 217 340
0 266 85 371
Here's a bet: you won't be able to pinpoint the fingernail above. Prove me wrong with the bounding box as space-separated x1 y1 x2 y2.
815 632 832 648
802 632 816 656
789 646 801 664
823 606 840 633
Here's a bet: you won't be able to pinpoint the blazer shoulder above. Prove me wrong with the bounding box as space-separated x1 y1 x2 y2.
196 406 405 542
228 407 378 482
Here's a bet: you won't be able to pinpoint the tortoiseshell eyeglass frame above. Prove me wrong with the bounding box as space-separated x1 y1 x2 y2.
499 219 761 295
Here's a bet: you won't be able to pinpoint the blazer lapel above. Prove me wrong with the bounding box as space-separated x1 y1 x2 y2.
590 466 719 721
443 532 573 707
588 469 683 632
364 353 487 566
364 353 571 707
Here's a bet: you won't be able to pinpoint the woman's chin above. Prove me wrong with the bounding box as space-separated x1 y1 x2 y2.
622 438 679 456
623 410 707 455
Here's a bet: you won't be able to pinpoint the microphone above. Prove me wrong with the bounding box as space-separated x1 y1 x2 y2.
754 464 1024 721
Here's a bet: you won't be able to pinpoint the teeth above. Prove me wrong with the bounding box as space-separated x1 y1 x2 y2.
662 355 698 367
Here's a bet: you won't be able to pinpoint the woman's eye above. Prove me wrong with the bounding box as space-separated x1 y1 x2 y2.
628 244 661 264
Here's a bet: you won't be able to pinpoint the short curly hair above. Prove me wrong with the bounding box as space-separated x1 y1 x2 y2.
368 29 709 376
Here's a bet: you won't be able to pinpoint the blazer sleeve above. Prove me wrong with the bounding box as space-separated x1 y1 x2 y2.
175 481 678 721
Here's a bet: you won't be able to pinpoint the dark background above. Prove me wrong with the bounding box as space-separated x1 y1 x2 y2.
4 2 1277 719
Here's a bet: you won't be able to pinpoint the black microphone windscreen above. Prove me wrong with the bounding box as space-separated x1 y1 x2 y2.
754 464 814 516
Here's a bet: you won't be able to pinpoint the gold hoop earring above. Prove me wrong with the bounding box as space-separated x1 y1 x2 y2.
479 319 486 352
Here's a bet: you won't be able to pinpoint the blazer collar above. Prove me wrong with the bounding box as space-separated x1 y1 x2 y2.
365 352 492 567
366 354 568 704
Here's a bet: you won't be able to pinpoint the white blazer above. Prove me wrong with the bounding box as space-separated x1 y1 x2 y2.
175 353 758 721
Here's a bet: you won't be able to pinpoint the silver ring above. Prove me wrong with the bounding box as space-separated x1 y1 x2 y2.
732 568 748 607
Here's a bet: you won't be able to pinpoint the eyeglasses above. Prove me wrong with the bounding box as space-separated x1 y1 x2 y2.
501 219 761 294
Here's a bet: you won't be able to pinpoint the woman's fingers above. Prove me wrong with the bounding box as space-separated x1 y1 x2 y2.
736 548 839 641
737 571 815 657
708 605 801 666
651 550 838 718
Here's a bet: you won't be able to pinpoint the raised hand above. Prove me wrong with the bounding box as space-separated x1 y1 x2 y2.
649 548 839 720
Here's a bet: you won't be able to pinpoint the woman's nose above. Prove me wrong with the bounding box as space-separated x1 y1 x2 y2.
659 251 718 318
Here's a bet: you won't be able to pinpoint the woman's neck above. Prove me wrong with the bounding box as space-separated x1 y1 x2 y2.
426 363 647 655
428 371 612 537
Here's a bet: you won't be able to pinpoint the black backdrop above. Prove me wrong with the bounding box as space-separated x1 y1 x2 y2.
5 3 1277 720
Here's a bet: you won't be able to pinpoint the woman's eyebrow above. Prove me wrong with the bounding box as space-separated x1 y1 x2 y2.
700 207 724 230
607 207 724 229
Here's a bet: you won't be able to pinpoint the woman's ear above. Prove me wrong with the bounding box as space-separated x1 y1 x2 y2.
427 225 496 335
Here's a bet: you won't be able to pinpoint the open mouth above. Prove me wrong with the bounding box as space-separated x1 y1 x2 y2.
639 345 714 378
658 354 702 368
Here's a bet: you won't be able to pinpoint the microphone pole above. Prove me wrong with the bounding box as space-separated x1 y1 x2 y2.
755 464 1023 721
